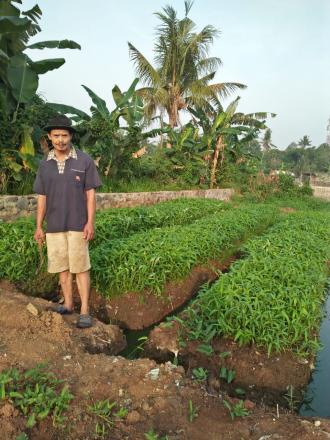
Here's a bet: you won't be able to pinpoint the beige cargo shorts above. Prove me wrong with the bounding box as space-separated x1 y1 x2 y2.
46 231 91 274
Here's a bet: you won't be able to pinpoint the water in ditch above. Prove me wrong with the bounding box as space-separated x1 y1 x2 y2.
299 288 330 418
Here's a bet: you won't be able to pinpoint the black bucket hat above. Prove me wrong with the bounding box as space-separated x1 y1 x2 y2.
44 114 75 133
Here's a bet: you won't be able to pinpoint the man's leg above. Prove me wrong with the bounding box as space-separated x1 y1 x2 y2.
75 271 90 315
59 270 73 311
46 232 71 312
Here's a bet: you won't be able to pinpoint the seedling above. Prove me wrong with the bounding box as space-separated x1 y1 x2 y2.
219 351 231 359
219 367 236 384
144 430 169 440
88 398 128 438
188 399 199 422
196 344 214 356
223 399 249 420
192 368 208 382
234 388 246 397
0 364 73 428
16 434 29 440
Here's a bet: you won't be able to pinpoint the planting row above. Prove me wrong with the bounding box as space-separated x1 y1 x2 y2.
93 197 229 246
0 198 227 285
184 210 330 355
91 204 278 297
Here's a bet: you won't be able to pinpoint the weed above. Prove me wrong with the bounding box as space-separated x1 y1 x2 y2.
144 430 169 440
192 368 208 382
88 398 128 438
223 399 249 420
0 364 73 428
188 399 199 422
284 385 301 412
125 336 148 360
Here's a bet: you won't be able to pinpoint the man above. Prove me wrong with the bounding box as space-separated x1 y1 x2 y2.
33 114 102 328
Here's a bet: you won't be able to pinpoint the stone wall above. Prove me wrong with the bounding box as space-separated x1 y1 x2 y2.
0 188 234 222
311 186 330 201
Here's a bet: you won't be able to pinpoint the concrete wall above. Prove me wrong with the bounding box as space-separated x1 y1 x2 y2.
311 186 330 201
0 188 234 222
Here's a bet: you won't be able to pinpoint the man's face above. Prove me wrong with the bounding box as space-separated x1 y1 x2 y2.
48 129 72 153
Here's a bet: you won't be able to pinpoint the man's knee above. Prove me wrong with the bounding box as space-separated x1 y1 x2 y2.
59 270 71 282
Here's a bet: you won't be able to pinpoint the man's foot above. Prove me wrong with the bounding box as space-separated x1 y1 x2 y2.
53 305 73 315
76 314 92 329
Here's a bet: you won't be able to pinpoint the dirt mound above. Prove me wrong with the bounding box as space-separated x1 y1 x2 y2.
88 256 237 330
146 321 312 407
1 281 330 440
0 281 126 371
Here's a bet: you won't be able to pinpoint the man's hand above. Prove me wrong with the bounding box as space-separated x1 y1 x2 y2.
34 227 45 245
83 222 94 241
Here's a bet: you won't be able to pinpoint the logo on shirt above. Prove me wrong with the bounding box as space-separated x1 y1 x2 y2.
75 175 81 181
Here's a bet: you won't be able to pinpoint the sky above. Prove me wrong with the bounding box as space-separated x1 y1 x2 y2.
23 0 330 149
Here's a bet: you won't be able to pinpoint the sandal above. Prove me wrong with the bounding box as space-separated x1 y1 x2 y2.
76 314 92 329
53 305 73 315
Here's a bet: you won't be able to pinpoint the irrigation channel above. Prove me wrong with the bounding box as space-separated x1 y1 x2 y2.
300 287 330 418
119 280 330 417
118 255 237 359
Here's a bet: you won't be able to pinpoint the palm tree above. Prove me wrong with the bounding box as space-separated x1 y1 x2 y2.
261 128 276 151
298 135 312 149
128 1 246 127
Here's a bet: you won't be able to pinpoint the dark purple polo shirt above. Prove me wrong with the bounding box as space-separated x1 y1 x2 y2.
33 149 102 233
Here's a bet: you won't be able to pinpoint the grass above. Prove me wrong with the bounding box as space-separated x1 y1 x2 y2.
184 209 330 355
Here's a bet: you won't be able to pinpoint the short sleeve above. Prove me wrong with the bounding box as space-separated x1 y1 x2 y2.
33 166 46 195
84 158 102 190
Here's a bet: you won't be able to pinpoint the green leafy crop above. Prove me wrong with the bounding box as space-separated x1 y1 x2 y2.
91 204 278 297
0 364 73 428
184 210 330 354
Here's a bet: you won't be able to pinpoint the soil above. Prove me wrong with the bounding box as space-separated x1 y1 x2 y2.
1 281 330 440
145 322 313 407
87 256 237 330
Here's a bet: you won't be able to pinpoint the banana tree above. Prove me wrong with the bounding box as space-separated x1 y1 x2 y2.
164 123 208 184
48 78 167 179
189 98 276 187
0 1 80 116
0 0 80 191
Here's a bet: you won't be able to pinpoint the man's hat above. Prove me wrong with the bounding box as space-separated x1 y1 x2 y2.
44 114 75 133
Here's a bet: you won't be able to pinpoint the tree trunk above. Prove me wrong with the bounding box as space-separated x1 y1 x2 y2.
168 104 178 128
210 135 225 189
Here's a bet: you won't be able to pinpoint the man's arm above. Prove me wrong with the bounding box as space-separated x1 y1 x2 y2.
34 195 46 243
83 188 96 241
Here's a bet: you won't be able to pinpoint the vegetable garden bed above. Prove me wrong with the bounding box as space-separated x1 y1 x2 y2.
145 208 330 407
89 204 278 328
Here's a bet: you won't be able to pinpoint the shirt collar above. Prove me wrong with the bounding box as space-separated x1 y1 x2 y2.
47 146 77 161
